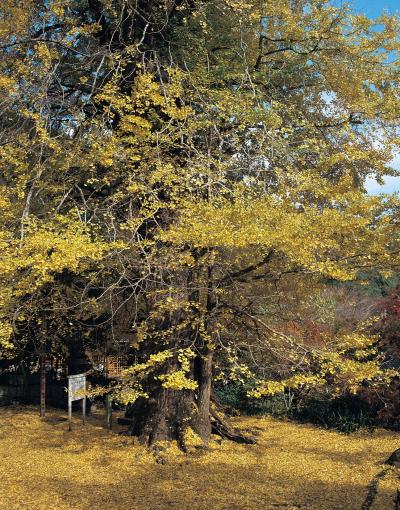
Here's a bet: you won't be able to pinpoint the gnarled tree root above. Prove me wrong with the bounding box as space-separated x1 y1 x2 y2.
211 410 256 444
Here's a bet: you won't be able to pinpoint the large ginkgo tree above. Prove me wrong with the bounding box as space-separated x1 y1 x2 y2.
0 0 399 445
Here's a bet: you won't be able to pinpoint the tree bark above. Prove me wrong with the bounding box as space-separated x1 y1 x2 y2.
127 386 195 445
126 352 213 445
191 350 213 441
126 350 255 448
125 261 256 448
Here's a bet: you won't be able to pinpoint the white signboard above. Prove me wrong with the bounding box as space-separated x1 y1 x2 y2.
67 373 86 431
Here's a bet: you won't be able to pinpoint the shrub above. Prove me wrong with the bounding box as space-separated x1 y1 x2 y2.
215 382 293 417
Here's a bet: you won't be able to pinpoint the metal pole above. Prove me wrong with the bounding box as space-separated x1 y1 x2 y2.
82 396 86 425
68 394 72 431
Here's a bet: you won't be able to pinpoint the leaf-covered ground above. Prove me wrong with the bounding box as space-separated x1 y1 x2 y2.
0 406 399 510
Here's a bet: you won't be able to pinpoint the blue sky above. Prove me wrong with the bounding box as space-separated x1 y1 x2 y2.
332 0 400 17
348 0 400 17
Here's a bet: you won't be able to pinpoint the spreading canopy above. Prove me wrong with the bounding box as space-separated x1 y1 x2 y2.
0 0 400 443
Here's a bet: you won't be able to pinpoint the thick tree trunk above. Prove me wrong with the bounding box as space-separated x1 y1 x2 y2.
127 387 195 445
126 352 213 446
125 259 256 449
126 350 255 449
191 350 213 441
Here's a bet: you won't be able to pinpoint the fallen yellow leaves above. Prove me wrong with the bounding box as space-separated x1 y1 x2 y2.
0 406 398 510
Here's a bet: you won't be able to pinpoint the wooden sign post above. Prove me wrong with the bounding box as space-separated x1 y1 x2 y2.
105 394 113 430
67 373 86 431
39 354 46 418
